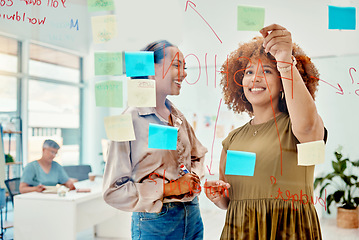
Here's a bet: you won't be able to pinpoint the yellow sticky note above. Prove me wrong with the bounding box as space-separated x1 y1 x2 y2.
127 79 156 107
91 15 117 44
104 114 136 142
297 140 325 166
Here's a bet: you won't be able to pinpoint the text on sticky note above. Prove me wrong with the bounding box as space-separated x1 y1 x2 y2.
94 52 123 76
127 79 156 107
95 80 123 107
91 15 117 44
87 0 115 12
237 5 265 31
104 114 136 142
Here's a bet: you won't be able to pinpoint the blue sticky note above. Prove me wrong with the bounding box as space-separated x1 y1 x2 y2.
125 52 155 77
328 6 356 30
148 123 178 150
225 150 256 176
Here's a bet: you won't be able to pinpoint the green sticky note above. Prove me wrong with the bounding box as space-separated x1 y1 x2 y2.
95 80 123 107
87 0 115 12
95 52 123 76
237 5 265 31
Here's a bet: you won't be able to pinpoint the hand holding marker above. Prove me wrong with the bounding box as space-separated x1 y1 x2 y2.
180 164 190 174
179 164 228 197
179 164 202 194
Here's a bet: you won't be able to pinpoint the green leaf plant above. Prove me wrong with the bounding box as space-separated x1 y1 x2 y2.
314 146 359 214
5 153 14 163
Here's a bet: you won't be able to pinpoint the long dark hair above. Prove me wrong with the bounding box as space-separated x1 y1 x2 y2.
131 40 175 79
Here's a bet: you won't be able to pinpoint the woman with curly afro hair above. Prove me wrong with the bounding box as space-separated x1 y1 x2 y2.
204 24 327 239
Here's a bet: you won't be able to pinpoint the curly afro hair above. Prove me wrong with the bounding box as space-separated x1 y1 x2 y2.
220 36 320 116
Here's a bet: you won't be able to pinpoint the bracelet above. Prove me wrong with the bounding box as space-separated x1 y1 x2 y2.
277 56 297 73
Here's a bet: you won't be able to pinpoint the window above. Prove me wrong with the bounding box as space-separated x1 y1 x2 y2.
29 44 80 83
0 35 83 171
0 36 18 112
0 35 18 73
28 44 82 165
0 76 17 112
0 36 21 178
28 81 79 128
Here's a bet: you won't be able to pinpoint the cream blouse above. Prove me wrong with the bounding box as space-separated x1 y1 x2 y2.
103 99 207 213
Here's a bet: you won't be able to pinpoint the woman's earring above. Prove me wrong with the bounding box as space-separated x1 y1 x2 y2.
281 91 284 100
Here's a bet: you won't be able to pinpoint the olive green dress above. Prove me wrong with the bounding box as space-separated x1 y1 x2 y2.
220 113 323 240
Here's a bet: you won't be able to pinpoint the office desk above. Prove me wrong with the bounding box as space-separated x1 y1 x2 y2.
14 178 119 240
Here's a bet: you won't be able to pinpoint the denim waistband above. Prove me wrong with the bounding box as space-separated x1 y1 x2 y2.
163 196 199 207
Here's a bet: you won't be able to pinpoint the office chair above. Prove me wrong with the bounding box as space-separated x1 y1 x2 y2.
0 187 14 239
63 165 92 181
4 178 20 208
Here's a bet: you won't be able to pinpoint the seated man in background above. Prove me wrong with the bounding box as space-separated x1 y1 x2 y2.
19 139 76 193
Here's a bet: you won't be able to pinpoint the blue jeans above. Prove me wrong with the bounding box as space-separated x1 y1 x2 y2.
131 197 203 240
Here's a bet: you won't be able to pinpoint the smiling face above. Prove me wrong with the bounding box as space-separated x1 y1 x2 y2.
151 46 187 96
242 57 282 111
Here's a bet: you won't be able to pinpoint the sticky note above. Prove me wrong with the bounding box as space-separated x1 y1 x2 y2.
328 6 356 30
148 123 178 150
94 52 123 76
297 140 325 166
237 5 265 31
127 79 156 107
125 52 155 77
91 15 117 44
104 114 136 142
95 80 123 107
225 150 256 176
87 0 115 12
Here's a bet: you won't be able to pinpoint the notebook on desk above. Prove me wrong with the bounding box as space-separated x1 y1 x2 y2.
42 186 59 194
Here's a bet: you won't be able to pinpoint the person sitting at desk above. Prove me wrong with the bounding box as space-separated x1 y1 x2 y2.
19 139 76 193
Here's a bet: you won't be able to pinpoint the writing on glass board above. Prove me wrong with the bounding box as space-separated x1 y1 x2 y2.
184 0 222 44
274 187 327 211
181 52 296 95
148 171 229 197
349 67 359 96
20 0 67 8
1 0 70 26
270 177 327 210
173 48 355 99
0 11 46 25
70 19 79 31
207 98 222 175
0 0 13 7
311 66 359 96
